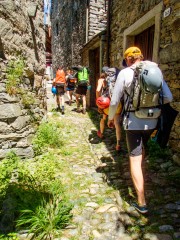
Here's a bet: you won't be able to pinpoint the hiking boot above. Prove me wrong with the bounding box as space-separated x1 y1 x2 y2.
116 145 121 151
82 109 86 114
97 130 104 139
132 203 148 214
62 110 65 115
76 108 81 113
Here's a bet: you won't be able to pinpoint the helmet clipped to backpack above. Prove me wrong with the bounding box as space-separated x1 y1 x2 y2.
96 96 110 109
51 86 57 94
140 64 163 93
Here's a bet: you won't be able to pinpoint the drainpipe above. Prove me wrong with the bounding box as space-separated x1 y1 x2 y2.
106 0 111 66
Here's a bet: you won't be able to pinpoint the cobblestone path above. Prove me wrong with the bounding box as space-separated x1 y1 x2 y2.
46 82 180 240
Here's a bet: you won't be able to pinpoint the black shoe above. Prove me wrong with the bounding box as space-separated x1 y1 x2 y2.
132 202 148 214
62 110 65 115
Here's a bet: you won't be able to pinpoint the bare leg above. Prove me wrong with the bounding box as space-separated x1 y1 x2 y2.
66 91 71 102
100 114 107 134
56 95 60 110
130 155 146 206
82 95 86 110
76 94 80 111
60 95 65 114
69 91 73 103
114 114 121 146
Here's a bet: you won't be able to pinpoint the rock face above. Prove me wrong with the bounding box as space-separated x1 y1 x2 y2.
0 1 46 159
51 0 107 69
0 0 45 75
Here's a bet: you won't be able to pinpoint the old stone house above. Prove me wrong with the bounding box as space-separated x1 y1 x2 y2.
0 0 46 159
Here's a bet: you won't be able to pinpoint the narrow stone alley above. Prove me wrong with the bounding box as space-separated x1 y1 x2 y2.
45 82 180 240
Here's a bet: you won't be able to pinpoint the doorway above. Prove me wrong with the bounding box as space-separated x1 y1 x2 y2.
89 47 100 107
135 25 155 61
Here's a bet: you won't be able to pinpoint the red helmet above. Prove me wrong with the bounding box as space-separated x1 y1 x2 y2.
96 96 110 109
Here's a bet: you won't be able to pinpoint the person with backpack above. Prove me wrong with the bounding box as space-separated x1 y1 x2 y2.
96 67 122 151
52 66 66 114
65 69 77 106
108 46 173 214
72 65 89 114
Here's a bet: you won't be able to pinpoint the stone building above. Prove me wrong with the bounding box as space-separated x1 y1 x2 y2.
51 0 108 105
0 0 46 159
51 0 87 71
108 0 180 153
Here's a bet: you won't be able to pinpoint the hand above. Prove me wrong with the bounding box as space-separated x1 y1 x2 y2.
108 119 115 128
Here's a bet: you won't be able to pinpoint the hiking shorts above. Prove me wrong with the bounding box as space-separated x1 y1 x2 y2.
66 86 75 91
126 129 154 156
76 85 87 95
56 86 65 96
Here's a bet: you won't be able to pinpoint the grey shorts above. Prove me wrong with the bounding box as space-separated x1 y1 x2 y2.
56 86 65 96
126 129 154 156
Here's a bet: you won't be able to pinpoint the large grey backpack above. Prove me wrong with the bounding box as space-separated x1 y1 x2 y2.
129 61 163 118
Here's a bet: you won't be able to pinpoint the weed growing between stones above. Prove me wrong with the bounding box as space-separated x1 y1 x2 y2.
6 58 25 95
0 120 74 238
32 121 64 156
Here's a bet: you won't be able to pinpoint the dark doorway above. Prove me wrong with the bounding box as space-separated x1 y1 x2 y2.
135 25 155 61
89 47 100 107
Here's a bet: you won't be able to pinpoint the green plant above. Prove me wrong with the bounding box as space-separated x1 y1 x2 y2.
20 92 35 108
0 233 19 240
0 152 20 206
33 122 64 155
16 181 73 240
6 58 25 95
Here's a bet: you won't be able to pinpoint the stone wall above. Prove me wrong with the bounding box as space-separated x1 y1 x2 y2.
51 0 108 70
110 0 180 153
0 0 46 76
51 0 86 70
0 0 46 159
88 0 107 40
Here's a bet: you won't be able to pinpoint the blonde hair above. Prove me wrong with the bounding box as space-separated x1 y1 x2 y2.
127 54 144 64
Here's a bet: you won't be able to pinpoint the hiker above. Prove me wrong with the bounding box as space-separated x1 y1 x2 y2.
108 46 173 213
52 66 66 114
65 69 77 106
96 67 122 151
72 65 89 114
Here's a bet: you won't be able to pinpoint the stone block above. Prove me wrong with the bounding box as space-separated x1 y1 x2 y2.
0 103 21 119
11 116 30 130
